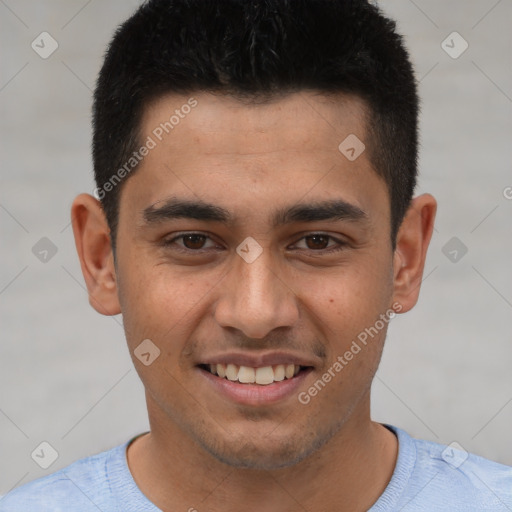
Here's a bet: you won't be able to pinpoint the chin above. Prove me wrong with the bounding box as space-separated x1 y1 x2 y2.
207 441 311 470
195 424 334 471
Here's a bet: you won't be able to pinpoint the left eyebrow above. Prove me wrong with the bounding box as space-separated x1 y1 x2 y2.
272 199 368 227
141 197 368 227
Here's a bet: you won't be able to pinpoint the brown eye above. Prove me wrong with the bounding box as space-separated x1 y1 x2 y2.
182 234 207 249
304 234 330 250
163 232 221 253
291 233 347 255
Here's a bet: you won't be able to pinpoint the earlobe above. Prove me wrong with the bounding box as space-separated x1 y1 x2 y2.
71 193 121 316
392 194 437 313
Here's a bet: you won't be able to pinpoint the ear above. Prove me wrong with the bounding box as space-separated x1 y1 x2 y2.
71 193 121 316
392 194 437 313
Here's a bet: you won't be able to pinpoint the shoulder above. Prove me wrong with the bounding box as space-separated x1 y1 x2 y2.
416 436 511 506
0 443 126 512
414 433 512 485
382 425 512 511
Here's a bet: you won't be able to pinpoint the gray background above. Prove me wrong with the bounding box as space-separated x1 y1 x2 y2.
1 0 511 495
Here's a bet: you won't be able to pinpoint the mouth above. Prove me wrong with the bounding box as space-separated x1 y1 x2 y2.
198 363 311 386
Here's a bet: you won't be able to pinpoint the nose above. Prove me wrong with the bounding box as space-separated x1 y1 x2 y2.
214 247 300 339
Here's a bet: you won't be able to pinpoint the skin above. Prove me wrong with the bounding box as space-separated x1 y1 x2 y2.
71 91 436 512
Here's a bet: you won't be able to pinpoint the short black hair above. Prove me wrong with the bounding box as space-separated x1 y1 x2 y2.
93 0 419 249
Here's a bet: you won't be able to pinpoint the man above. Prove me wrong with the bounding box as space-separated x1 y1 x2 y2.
1 0 510 510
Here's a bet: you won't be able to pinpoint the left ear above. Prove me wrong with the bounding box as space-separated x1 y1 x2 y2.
392 194 437 313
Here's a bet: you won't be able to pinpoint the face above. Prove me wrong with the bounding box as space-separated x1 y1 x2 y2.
111 91 398 468
77 91 433 471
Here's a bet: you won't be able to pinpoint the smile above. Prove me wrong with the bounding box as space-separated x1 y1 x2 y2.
200 363 306 385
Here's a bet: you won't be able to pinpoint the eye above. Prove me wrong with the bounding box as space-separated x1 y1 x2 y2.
292 234 347 253
163 232 221 252
162 232 347 255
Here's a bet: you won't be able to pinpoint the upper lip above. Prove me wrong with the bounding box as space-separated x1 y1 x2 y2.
198 351 319 369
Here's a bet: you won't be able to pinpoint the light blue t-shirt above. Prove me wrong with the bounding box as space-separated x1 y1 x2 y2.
1 425 511 511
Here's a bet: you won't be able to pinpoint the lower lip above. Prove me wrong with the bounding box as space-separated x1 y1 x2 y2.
198 367 313 406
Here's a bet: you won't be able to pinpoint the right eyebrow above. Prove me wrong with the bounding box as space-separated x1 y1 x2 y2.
142 198 232 225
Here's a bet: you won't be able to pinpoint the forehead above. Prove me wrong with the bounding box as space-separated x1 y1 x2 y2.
142 90 370 158
120 90 388 227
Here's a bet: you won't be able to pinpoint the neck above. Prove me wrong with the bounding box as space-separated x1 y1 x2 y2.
127 396 397 512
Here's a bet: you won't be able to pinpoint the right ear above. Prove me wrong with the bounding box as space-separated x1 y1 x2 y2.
71 193 121 316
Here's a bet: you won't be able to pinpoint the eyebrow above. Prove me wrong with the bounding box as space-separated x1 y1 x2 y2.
142 197 368 227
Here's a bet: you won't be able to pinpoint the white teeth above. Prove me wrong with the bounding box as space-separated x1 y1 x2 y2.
285 364 295 379
238 366 255 383
273 364 285 381
205 363 303 384
255 366 274 385
225 363 238 381
216 364 226 378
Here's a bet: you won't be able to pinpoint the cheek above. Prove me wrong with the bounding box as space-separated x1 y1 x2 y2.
293 265 394 385
299 272 392 410
300 261 393 324
116 258 218 346
116 265 212 395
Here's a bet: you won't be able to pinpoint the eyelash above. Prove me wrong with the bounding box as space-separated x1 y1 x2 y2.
162 232 348 255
